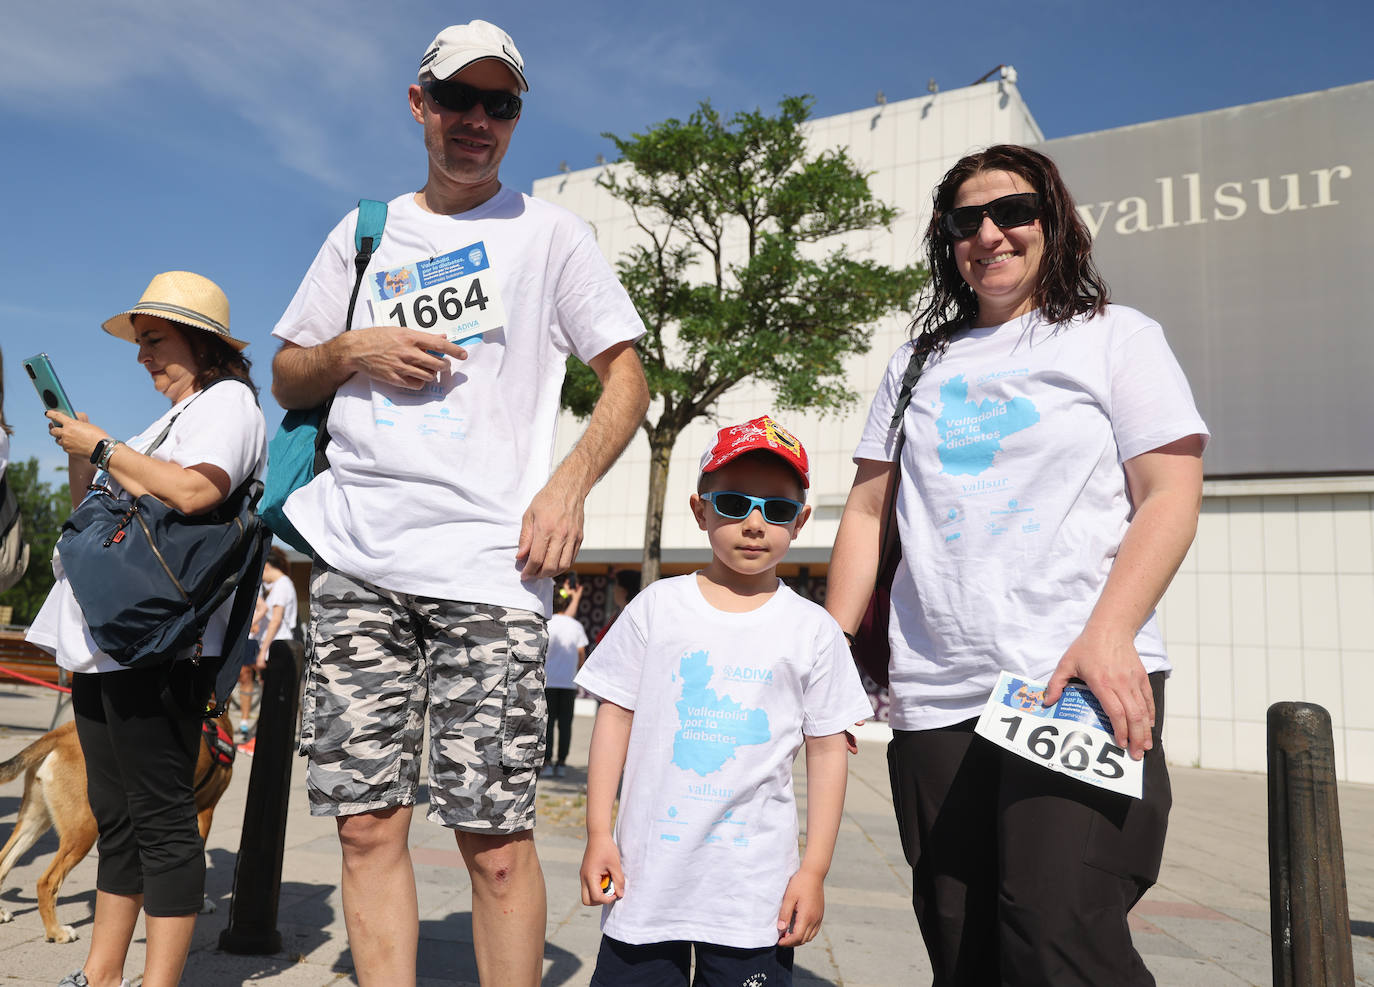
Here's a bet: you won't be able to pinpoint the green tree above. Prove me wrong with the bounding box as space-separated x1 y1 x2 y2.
0 459 70 624
563 95 927 584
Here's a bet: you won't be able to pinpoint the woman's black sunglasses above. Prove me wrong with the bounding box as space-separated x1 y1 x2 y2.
941 192 1041 240
423 80 523 121
703 491 804 525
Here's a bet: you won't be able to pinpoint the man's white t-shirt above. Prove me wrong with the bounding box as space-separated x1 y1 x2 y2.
855 305 1208 731
575 574 874 949
544 612 588 690
262 575 298 643
273 188 644 616
28 381 267 674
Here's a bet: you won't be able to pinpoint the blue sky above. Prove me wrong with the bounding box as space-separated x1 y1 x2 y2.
2 0 1369 480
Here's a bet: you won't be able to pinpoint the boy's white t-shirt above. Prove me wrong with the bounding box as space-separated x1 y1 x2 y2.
544 612 588 690
262 575 298 643
575 574 874 949
854 305 1208 730
27 381 267 674
273 188 644 616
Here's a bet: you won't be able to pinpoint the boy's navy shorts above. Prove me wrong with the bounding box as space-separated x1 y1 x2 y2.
590 936 794 987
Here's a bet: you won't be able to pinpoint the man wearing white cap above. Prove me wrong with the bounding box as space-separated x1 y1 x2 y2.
270 20 648 987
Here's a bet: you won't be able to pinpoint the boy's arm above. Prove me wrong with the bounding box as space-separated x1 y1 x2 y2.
777 731 849 946
580 700 634 905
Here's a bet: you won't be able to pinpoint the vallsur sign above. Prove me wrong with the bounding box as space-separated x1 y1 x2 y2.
1076 165 1354 239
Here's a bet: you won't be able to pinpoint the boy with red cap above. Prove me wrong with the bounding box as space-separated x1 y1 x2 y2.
575 416 872 986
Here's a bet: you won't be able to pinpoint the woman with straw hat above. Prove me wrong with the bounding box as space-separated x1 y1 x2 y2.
27 271 266 987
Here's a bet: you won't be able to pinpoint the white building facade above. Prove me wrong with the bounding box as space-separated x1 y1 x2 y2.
535 79 1374 783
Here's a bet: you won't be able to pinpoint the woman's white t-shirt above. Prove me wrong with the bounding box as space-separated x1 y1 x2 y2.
575 574 874 948
854 305 1208 730
544 613 588 690
262 574 298 643
27 381 267 674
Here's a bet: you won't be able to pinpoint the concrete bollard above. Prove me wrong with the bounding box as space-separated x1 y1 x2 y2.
1266 701 1355 987
218 642 303 954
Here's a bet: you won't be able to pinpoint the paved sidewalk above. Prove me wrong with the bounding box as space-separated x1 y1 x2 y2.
0 685 1368 985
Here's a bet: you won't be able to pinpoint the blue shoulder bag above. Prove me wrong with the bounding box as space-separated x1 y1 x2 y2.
260 199 388 554
57 377 271 712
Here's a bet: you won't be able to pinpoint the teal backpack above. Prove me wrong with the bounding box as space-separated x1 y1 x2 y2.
260 199 388 555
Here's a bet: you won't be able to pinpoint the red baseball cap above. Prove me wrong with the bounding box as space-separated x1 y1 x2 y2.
698 416 810 489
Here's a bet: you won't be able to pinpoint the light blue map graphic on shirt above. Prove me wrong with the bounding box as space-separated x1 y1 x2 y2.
672 650 770 777
935 374 1040 476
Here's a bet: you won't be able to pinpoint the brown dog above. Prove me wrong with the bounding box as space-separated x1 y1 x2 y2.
0 715 235 942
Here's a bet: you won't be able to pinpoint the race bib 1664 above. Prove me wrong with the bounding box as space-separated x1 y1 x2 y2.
368 241 508 346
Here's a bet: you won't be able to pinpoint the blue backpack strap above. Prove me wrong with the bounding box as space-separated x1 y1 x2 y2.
355 198 388 256
344 199 389 332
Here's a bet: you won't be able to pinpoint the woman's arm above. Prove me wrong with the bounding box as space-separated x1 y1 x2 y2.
256 605 286 668
824 459 897 634
1044 434 1206 760
48 409 231 515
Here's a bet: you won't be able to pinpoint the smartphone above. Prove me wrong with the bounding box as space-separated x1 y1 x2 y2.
22 353 77 418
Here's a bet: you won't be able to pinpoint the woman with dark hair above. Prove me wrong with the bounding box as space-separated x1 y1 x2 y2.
27 271 266 987
827 145 1207 985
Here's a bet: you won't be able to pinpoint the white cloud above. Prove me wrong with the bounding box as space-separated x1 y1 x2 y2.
0 0 408 188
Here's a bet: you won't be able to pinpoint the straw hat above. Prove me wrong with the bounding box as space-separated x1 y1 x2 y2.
102 271 247 351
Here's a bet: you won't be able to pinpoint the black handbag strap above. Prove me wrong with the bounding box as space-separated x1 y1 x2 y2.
875 346 928 580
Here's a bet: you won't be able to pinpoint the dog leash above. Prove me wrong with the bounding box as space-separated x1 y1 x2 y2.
0 666 72 694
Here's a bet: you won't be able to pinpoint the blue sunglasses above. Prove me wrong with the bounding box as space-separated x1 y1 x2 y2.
703 490 804 525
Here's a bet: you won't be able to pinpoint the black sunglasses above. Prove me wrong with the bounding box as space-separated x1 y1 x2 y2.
941 192 1041 240
703 491 804 525
423 80 522 121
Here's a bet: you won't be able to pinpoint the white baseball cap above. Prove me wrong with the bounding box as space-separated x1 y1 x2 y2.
419 20 528 92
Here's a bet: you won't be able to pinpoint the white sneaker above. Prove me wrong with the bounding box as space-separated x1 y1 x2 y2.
554 764 567 778
539 764 554 778
61 971 130 987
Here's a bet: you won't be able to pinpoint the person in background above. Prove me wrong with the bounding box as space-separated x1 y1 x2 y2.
825 144 1207 986
238 546 297 753
593 567 640 646
541 574 587 778
0 347 30 596
239 587 269 742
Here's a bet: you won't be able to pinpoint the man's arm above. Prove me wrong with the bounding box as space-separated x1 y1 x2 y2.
777 731 849 946
271 330 468 410
516 341 649 579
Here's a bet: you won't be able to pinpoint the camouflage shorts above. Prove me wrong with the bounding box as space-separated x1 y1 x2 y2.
300 561 547 832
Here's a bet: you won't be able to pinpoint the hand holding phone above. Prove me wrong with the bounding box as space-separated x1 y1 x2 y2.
23 353 77 418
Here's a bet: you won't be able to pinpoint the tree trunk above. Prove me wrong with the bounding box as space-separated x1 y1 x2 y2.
640 430 676 587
